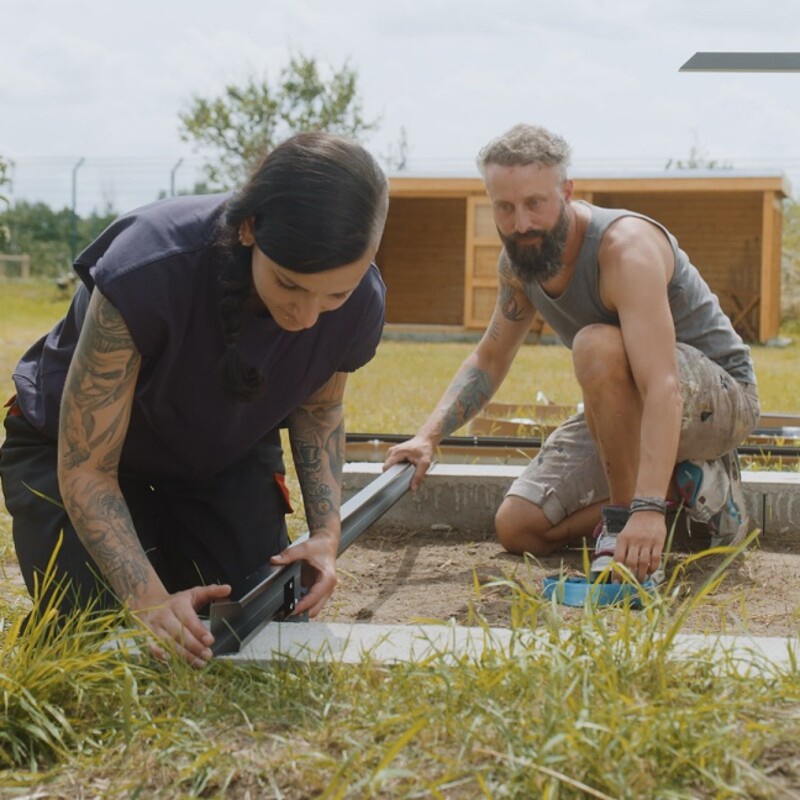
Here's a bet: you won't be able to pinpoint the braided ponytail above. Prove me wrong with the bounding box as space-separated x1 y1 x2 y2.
216 242 264 401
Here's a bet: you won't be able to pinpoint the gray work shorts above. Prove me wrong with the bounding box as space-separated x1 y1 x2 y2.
506 342 760 525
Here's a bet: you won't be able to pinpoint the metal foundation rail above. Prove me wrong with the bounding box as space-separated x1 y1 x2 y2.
210 463 415 656
212 417 798 654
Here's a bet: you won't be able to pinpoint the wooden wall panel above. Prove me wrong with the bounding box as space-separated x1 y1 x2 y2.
474 245 500 279
474 203 497 238
376 197 466 324
472 287 497 322
591 192 763 339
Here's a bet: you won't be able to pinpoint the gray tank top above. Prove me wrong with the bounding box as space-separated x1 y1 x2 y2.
522 202 755 384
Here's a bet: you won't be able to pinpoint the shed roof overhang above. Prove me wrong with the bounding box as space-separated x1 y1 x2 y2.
388 171 791 199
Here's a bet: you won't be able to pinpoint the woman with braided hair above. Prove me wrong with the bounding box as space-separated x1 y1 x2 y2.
0 132 389 666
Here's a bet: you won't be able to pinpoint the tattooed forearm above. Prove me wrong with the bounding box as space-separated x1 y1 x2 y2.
439 367 493 436
61 475 152 599
289 405 345 534
58 290 150 603
324 417 345 481
288 373 347 536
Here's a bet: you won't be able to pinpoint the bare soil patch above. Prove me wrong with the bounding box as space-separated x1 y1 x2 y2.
321 525 800 638
3 522 798 639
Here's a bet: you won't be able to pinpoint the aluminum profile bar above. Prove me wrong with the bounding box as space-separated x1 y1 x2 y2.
210 462 415 655
337 461 417 553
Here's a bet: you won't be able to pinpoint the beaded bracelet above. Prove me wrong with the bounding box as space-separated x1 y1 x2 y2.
630 496 668 515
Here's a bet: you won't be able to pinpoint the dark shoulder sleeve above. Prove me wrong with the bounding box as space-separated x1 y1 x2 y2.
90 245 191 359
337 263 386 373
78 196 225 358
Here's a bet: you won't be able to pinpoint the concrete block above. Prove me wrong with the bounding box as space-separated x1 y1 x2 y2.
226 619 800 674
231 620 513 664
744 470 800 536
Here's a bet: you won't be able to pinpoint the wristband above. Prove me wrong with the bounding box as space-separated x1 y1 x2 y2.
630 496 667 515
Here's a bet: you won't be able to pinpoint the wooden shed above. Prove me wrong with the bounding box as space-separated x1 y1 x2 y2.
376 171 790 343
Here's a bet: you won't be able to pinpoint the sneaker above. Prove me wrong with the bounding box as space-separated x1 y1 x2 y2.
590 504 667 585
674 450 748 548
590 505 630 582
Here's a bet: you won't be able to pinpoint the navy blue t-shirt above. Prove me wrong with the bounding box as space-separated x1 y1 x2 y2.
12 194 386 481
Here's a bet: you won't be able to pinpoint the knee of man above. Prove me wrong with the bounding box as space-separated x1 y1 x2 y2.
494 497 551 556
572 325 627 385
572 323 622 352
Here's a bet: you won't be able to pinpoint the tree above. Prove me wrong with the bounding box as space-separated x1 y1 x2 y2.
382 126 410 173
0 200 116 277
156 180 216 202
0 156 10 201
179 54 380 188
783 197 800 319
785 197 800 253
665 135 733 171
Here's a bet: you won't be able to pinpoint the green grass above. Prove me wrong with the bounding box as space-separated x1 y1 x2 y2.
344 338 583 434
2 551 800 797
0 280 72 404
1 281 800 797
0 280 797 433
343 323 800 436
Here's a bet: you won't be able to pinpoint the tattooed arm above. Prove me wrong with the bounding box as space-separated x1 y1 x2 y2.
57 289 229 667
383 252 537 488
272 372 347 617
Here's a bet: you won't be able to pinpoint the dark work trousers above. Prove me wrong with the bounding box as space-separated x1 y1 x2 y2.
0 410 291 615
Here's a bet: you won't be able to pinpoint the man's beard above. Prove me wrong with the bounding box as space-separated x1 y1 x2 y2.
499 202 570 283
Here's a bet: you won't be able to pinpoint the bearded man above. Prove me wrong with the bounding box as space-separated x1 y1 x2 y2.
384 123 759 583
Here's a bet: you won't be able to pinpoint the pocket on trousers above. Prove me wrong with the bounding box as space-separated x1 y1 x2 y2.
273 472 294 514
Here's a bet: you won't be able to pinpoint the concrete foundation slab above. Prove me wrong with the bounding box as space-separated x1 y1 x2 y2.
343 464 800 542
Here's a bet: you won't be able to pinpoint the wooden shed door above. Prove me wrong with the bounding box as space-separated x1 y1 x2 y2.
464 196 502 328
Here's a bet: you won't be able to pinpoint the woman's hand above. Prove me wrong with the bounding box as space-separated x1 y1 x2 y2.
270 532 338 618
131 583 231 668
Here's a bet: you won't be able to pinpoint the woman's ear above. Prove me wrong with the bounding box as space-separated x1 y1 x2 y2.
238 217 256 247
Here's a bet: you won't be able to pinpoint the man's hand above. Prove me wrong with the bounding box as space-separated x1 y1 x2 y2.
132 583 231 668
383 435 436 490
613 512 666 583
271 531 338 618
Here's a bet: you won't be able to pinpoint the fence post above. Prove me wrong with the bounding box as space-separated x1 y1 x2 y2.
70 157 85 263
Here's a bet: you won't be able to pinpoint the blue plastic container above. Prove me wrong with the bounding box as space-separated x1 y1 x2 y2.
542 575 656 608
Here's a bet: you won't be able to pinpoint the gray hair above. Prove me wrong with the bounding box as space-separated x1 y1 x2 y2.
476 124 572 180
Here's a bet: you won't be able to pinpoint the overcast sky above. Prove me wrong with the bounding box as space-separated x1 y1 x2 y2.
2 0 799 214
